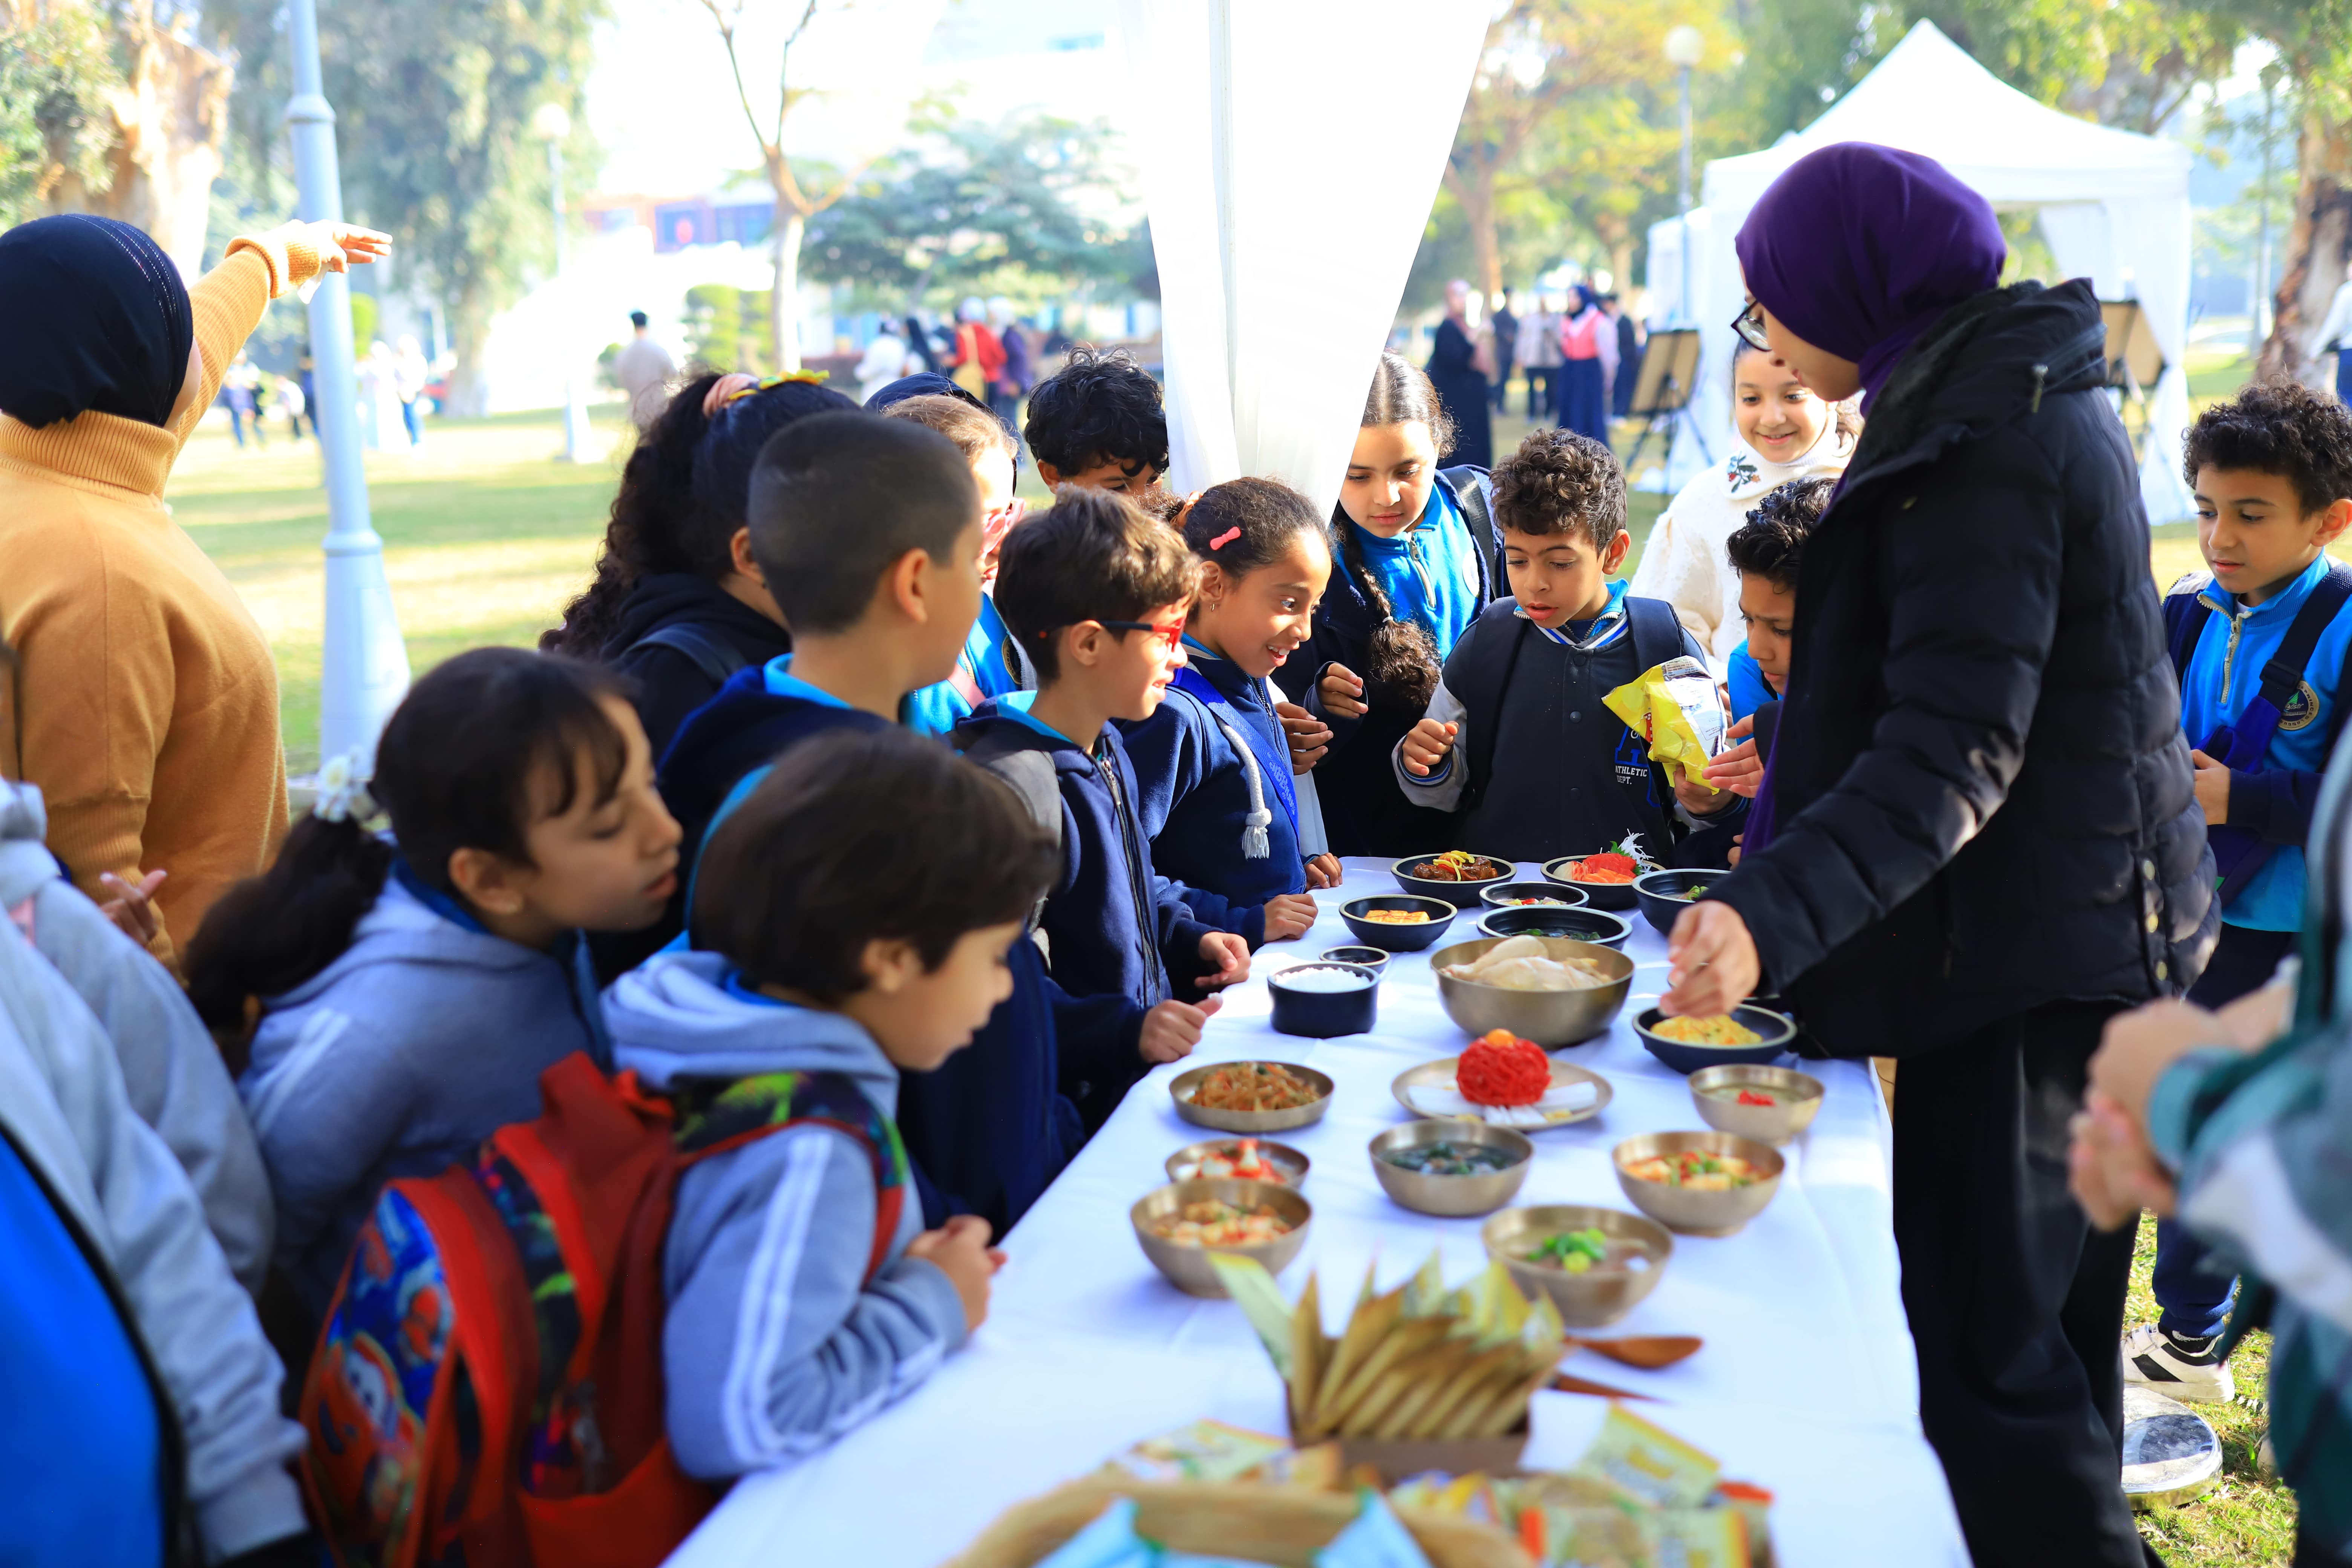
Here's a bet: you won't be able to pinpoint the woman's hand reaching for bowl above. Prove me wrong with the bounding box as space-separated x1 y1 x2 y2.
1661 900 1759 1019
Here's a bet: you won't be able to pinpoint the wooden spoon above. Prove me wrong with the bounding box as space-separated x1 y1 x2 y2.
1563 1334 1702 1369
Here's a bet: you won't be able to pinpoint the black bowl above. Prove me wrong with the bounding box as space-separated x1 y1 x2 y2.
1632 1004 1798 1074
1632 867 1732 936
1478 879 1589 911
1542 855 1658 911
1390 852 1514 905
1475 903 1633 951
1338 895 1459 952
1319 945 1393 976
1267 962 1381 1038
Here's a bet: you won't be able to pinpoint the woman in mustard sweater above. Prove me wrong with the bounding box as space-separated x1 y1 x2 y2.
0 216 387 965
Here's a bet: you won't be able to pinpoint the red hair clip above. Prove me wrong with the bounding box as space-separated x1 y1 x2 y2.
1207 525 1241 551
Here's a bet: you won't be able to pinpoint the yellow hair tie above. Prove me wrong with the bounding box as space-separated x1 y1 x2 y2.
719 368 830 409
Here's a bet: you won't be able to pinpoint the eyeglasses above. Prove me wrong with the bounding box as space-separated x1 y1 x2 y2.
1097 618 1188 655
1731 299 1772 354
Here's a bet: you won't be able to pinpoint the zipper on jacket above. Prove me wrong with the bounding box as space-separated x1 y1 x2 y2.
1095 744 1170 1003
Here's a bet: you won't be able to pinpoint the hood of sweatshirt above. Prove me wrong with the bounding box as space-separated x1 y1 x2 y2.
265 871 571 1011
0 779 61 906
604 948 902 1112
602 571 792 666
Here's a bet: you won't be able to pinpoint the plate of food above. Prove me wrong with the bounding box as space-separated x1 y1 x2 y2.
1542 836 1659 911
1390 1031 1612 1130
1631 1004 1797 1073
1392 850 1514 903
1170 1059 1336 1133
1337 894 1458 952
1165 1136 1312 1187
1611 1130 1784 1236
1430 934 1634 1046
1483 1204 1673 1326
1130 1178 1314 1296
1631 866 1731 936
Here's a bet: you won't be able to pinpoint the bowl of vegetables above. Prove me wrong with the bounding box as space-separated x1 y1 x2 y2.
1632 867 1732 937
1687 1065 1824 1147
1541 838 1657 911
1482 1204 1674 1327
1131 1178 1314 1297
1367 1120 1533 1217
1475 904 1633 951
1164 1136 1312 1188
1338 895 1458 952
1631 1005 1797 1074
1391 850 1514 904
1612 1131 1785 1237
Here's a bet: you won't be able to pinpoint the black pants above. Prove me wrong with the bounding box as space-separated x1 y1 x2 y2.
1896 1000 2161 1568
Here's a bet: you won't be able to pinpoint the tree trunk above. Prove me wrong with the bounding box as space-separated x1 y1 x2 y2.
442 273 496 418
2259 109 2352 390
41 0 229 273
1454 167 1504 306
771 200 805 373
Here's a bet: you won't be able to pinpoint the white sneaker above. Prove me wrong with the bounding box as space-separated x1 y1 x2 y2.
2121 1322 2236 1404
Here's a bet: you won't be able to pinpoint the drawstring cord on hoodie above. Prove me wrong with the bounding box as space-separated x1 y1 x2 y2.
1206 707 1274 860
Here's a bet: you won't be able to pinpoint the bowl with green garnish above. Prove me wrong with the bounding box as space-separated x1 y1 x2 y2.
1632 867 1732 937
1482 1204 1673 1327
1367 1120 1532 1216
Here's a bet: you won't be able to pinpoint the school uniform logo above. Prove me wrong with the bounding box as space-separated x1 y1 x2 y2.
2278 680 2322 733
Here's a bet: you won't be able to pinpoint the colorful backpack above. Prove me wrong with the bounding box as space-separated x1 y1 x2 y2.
299 1052 907 1568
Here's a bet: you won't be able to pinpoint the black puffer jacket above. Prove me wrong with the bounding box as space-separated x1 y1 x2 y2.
601 571 793 763
1710 280 2216 1057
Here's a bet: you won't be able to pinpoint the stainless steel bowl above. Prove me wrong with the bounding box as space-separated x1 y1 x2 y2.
1130 1178 1313 1297
1164 1137 1312 1188
1168 1061 1336 1133
1367 1120 1533 1217
1482 1204 1674 1328
1428 936 1634 1047
1687 1065 1825 1147
1611 1130 1785 1237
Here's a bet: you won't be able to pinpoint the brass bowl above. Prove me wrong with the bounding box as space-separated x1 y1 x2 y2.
1164 1137 1312 1188
1687 1065 1825 1147
1169 1061 1335 1133
1611 1131 1785 1237
1428 936 1634 1047
1481 1204 1674 1328
1367 1120 1533 1217
1130 1178 1313 1297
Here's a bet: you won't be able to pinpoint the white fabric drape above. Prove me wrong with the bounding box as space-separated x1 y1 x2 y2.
1116 0 1491 520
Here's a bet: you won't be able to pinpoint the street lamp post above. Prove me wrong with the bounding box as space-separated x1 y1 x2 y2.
283 0 409 768
2253 64 2280 351
1664 26 1704 328
532 102 594 464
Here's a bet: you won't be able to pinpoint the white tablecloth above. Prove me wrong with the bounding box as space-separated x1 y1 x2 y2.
666 859 1969 1566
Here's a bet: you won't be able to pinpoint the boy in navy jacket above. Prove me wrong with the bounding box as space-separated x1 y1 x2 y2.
955 489 1251 1127
2127 381 2352 1402
1395 428 1743 864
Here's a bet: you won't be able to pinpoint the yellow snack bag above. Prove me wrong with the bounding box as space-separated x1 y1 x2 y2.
1603 657 1729 781
1570 1404 1722 1509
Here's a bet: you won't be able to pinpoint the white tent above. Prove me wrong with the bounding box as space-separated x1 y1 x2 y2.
1644 20 2194 523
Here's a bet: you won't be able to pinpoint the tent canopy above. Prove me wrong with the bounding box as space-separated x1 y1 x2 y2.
1647 20 2194 522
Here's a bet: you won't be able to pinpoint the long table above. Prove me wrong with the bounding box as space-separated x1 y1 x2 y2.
666 859 1969 1565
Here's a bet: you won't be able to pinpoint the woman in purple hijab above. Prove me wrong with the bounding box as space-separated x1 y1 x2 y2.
1661 142 2211 1568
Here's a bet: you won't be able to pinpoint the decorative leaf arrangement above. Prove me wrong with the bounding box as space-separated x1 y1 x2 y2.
1209 1251 1568 1441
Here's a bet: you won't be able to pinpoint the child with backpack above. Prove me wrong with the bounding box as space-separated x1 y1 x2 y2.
606 727 1050 1478
2129 381 2352 1403
1122 478 1330 948
187 648 684 1314
1394 427 1742 864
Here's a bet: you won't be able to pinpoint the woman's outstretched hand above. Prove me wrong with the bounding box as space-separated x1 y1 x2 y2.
1660 899 1759 1018
296 222 393 273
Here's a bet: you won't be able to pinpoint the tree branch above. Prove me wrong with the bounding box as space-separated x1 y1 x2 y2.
696 0 779 163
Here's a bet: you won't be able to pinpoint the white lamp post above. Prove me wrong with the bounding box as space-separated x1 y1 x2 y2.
284 0 409 769
531 101 594 464
1664 24 1704 327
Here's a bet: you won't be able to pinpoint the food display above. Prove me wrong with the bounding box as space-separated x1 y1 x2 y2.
1362 907 1433 925
1407 851 1507 883
1493 895 1571 906
1147 1197 1298 1247
1526 1228 1616 1274
1441 934 1617 992
1650 1014 1765 1046
1621 1148 1762 1191
1455 1029 1551 1107
1379 1140 1524 1177
1565 851 1642 885
1191 1062 1324 1113
1170 1138 1293 1184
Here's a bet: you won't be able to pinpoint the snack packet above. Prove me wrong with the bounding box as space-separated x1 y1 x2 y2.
1603 657 1729 780
1570 1404 1721 1509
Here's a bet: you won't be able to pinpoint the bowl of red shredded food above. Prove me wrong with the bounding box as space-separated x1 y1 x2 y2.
1169 1060 1336 1133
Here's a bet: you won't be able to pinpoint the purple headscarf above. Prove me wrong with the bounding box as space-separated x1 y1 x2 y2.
1735 142 2006 410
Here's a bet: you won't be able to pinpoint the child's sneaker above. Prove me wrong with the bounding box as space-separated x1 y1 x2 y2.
2121 1323 2236 1404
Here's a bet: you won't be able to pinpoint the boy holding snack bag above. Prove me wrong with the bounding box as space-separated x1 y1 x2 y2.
1393 428 1743 863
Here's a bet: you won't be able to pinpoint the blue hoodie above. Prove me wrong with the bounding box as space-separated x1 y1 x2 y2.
237 866 611 1312
602 950 967 1479
1122 642 1306 948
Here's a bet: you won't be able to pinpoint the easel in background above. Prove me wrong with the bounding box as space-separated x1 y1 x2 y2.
2101 300 2168 464
1622 328 1707 482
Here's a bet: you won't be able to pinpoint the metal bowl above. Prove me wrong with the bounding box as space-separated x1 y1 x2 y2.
1164 1137 1312 1188
1478 879 1589 911
1391 851 1516 905
1632 1005 1798 1074
1319 945 1393 975
1131 1178 1314 1297
1428 936 1634 1047
1612 1130 1785 1237
1687 1064 1825 1147
1338 895 1458 952
1632 867 1732 937
1169 1060 1336 1133
1482 1204 1674 1328
1540 855 1658 911
1476 904 1633 951
1367 1120 1533 1217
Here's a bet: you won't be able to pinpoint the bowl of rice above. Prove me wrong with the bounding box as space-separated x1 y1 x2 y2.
1631 1005 1797 1074
1265 961 1381 1038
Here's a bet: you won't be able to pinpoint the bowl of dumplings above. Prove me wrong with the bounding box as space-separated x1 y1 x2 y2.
1429 934 1635 1047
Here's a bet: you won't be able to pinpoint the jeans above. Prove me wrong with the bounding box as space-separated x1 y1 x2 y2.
400 398 423 446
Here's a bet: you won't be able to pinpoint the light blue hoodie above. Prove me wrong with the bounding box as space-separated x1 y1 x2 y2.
603 949 967 1479
237 868 612 1312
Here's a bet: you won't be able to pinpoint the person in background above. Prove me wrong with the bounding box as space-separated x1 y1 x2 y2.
2127 381 2352 1405
1426 279 1493 470
1662 142 2213 1568
1489 288 1520 413
615 308 677 430
394 334 429 449
1282 351 1499 857
272 374 306 443
222 351 261 448
1554 284 1614 446
0 214 387 964
296 348 318 438
1519 294 1562 423
1628 339 1856 671
1608 294 1643 420
856 319 911 403
2309 271 2352 406
1024 346 1168 493
989 297 1033 433
902 311 940 374
949 297 1004 403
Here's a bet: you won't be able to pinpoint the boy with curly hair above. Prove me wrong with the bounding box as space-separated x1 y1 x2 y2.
1392 428 1742 863
1023 347 1169 494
